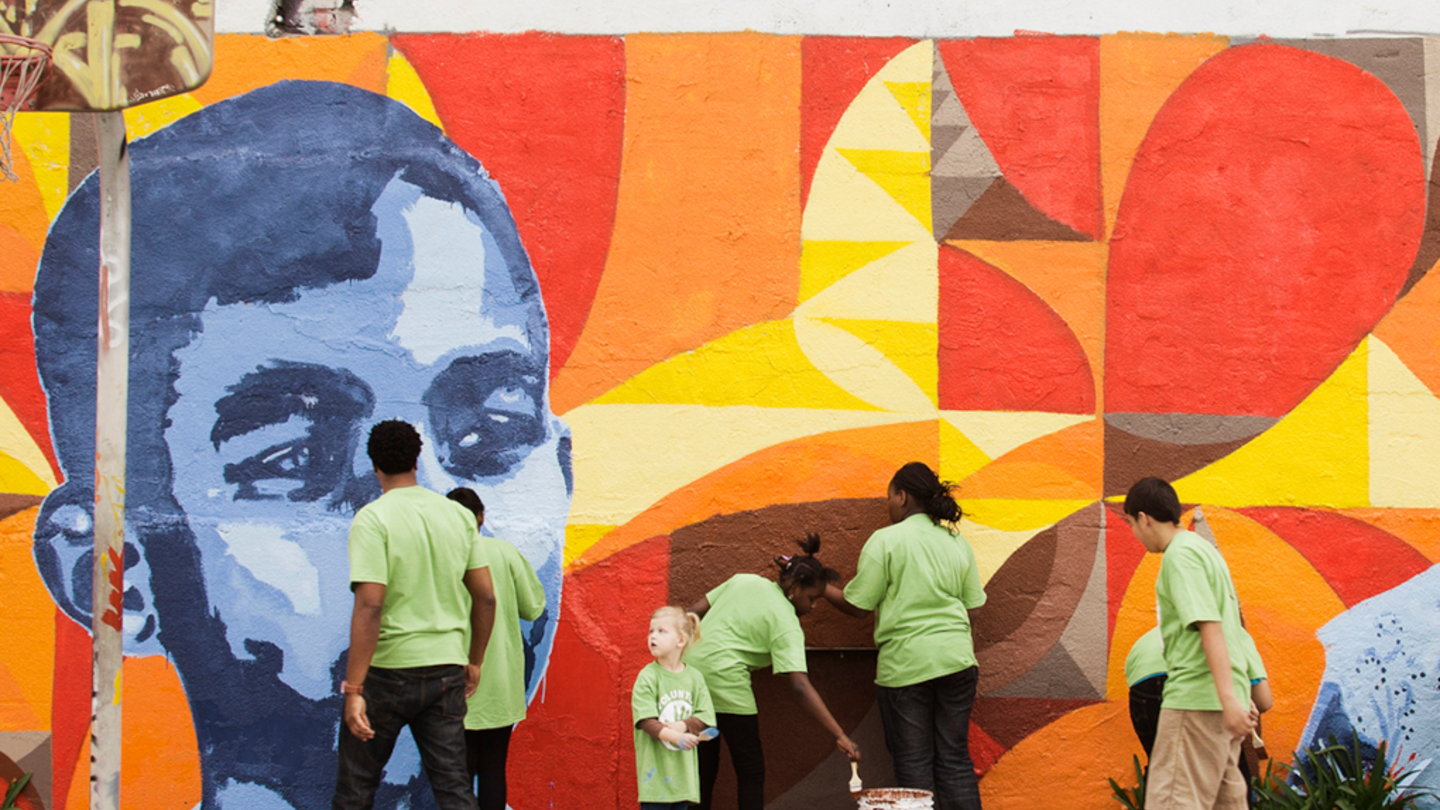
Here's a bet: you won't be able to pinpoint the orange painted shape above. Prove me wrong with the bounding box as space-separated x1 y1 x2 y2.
0 224 40 295
1338 508 1440 563
190 33 390 107
551 33 803 414
0 509 55 726
66 735 88 810
121 656 202 810
979 701 1137 810
0 142 50 289
943 241 1107 404
574 420 937 568
1106 552 1161 701
1098 33 1229 240
1373 256 1440 398
962 419 1103 500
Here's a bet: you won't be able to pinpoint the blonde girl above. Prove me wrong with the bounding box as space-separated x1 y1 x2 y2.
631 607 716 810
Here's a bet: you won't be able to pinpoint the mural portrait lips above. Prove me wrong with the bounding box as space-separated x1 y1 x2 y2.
29 80 572 810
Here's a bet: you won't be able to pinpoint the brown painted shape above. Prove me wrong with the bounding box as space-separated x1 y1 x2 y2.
668 498 888 649
974 503 1102 694
990 640 1101 699
944 178 1090 242
0 495 42 523
970 696 1098 749
1103 421 1251 497
1105 412 1277 446
1404 140 1440 297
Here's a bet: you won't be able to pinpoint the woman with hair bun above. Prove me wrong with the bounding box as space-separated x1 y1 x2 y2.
825 461 987 810
687 533 862 810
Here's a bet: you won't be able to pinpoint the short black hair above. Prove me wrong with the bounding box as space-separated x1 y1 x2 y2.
891 461 963 525
1123 477 1182 524
446 487 485 517
367 420 422 475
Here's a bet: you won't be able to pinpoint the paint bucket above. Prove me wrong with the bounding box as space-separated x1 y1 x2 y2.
853 787 934 809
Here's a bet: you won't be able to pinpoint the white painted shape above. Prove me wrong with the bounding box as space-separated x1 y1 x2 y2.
939 410 1094 459
215 522 323 616
960 517 1048 585
795 239 938 322
0 395 57 488
217 0 1440 37
1368 336 1440 508
802 152 932 242
827 70 933 154
391 195 530 365
794 317 935 414
565 404 922 526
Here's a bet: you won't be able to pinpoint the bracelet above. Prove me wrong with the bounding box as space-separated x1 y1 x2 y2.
340 680 364 696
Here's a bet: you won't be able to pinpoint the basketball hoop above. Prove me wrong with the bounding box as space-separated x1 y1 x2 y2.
0 33 52 182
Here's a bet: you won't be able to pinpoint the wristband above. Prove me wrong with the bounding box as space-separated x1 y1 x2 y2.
340 680 364 696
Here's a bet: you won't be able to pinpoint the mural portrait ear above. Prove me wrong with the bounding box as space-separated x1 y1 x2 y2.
32 482 97 625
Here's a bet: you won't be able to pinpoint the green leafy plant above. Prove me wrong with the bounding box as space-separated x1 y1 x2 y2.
1 772 32 810
1251 736 1433 810
1108 754 1147 809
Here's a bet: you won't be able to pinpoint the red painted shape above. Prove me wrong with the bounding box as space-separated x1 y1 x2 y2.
1237 508 1431 607
801 36 917 205
390 33 626 379
969 721 1006 777
51 612 91 810
509 536 671 809
1106 43 1425 418
1105 503 1148 644
0 292 57 477
937 36 1102 239
101 547 124 632
938 245 1094 412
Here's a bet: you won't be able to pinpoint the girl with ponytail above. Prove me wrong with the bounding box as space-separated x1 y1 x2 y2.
824 461 987 810
686 533 861 810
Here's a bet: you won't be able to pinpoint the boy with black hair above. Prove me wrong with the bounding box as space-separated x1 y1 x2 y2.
1123 477 1256 810
333 420 498 810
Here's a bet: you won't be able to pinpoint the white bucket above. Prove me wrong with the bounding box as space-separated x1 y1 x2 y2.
853 787 935 809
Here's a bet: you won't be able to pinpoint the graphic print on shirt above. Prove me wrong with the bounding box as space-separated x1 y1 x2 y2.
657 687 696 751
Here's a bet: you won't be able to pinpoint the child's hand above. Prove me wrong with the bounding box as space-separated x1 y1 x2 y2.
664 721 687 733
675 732 701 750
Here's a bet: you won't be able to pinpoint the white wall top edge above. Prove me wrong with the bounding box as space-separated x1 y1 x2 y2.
217 0 1440 37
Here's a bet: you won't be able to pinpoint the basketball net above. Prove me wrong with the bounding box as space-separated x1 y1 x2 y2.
0 33 51 182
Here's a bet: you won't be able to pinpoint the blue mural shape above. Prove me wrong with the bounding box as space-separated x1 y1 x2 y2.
30 80 572 810
1299 564 1440 807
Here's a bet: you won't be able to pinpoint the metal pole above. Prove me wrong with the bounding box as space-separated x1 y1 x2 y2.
91 109 128 810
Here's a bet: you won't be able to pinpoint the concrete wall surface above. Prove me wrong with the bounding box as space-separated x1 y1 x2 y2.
1 19 1438 810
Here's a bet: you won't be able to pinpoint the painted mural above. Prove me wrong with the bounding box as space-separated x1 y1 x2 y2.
0 29 1438 810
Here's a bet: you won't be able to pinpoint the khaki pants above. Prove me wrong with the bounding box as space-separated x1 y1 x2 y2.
1146 708 1247 810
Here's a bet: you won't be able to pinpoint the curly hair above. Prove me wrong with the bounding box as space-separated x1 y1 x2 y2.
367 420 422 475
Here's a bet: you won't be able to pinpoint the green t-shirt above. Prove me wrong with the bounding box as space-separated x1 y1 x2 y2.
1125 626 1167 687
1155 531 1250 710
631 662 716 804
348 486 487 669
844 513 987 688
1238 626 1267 683
465 534 546 730
686 574 808 714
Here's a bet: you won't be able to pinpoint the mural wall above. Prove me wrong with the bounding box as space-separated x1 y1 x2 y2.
0 29 1438 810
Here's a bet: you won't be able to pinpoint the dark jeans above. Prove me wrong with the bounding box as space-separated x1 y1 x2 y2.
876 666 981 810
697 712 764 810
1128 674 1168 758
465 726 512 810
333 664 475 810
640 803 689 810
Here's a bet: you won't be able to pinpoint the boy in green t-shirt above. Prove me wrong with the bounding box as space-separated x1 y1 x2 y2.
1123 477 1257 810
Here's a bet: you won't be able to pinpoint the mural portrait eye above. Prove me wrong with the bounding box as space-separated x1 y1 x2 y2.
423 353 546 479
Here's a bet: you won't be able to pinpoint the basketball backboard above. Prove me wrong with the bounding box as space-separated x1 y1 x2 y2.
0 0 212 111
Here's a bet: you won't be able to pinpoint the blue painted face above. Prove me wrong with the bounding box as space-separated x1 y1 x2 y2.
157 177 570 701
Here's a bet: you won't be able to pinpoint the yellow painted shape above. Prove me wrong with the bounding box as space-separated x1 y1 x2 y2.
945 240 1107 385
962 498 1094 532
939 410 1094 459
595 320 879 410
821 318 937 405
1369 336 1440 507
123 93 203 140
796 239 937 323
564 403 920 527
805 147 932 243
836 148 932 229
824 40 933 154
799 240 909 303
0 396 54 489
1175 341 1369 508
1099 33 1229 240
959 517 1046 585
564 524 615 570
0 507 55 726
884 80 931 143
939 414 991 484
386 49 444 131
793 317 935 413
11 112 70 222
0 452 48 496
